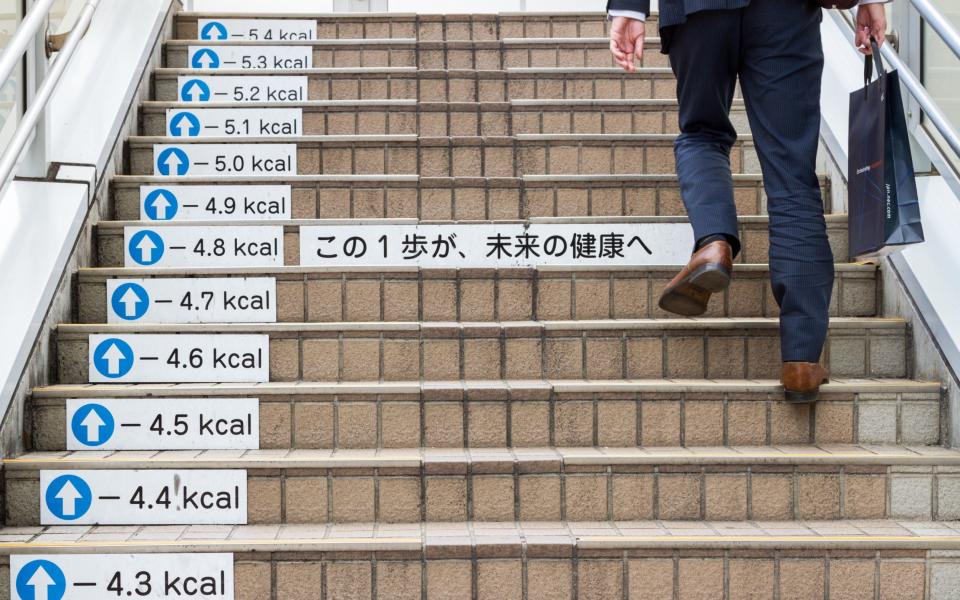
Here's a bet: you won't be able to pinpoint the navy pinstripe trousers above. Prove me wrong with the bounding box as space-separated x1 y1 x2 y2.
667 0 835 362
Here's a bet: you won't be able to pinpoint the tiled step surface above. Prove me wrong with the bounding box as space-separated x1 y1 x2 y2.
8 446 960 525
4 519 960 599
126 134 760 177
152 67 680 102
31 379 941 451
77 263 879 323
94 215 851 267
164 38 670 70
140 99 751 136
174 12 661 40
112 174 820 220
55 318 908 384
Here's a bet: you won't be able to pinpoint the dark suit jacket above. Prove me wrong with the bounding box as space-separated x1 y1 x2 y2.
606 0 751 30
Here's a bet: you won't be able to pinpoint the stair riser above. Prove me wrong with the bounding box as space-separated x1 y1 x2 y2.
95 220 850 267
0 547 940 600
113 178 810 220
165 43 671 70
55 325 908 384
127 138 760 178
153 71 679 102
77 269 878 323
141 105 751 137
4 464 949 525
31 389 939 451
174 15 661 40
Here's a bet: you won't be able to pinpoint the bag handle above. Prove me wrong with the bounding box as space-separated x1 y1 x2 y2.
864 36 886 85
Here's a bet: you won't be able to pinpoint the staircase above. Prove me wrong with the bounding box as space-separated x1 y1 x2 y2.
4 10 960 600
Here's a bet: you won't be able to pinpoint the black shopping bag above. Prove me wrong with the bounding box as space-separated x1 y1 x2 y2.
847 38 924 259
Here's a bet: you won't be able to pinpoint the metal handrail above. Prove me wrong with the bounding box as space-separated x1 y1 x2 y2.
0 0 57 91
909 0 960 61
0 0 100 190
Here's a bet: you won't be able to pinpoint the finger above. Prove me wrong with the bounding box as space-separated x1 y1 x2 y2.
609 39 627 62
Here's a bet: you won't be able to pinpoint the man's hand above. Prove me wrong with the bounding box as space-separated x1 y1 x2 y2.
609 16 645 72
856 3 887 55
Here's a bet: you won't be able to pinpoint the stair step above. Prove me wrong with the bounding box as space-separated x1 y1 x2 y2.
112 174 813 220
55 318 909 384
76 263 878 323
173 12 661 41
31 379 941 451
164 38 669 70
126 134 760 178
141 99 750 137
6 445 960 526
152 67 679 102
94 215 850 268
0 519 958 599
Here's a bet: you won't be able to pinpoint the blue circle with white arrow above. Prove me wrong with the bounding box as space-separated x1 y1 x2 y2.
128 230 165 266
15 559 67 600
156 147 190 176
71 403 115 447
144 188 179 220
180 78 211 102
191 48 221 69
201 21 228 40
44 474 93 521
110 282 150 321
92 337 135 379
170 111 202 137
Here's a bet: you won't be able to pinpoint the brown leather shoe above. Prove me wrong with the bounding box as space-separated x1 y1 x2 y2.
658 240 733 316
782 362 829 404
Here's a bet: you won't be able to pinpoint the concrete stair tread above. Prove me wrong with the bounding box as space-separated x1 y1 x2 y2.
2 519 960 553
112 173 778 184
96 214 850 227
8 444 960 469
166 37 662 46
153 66 675 75
76 262 878 279
30 377 941 398
128 133 751 143
55 317 908 334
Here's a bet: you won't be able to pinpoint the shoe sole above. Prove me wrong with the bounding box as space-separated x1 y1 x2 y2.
657 262 732 317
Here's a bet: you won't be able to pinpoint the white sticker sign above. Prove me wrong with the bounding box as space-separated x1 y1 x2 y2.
10 554 234 600
66 398 259 450
123 226 284 268
88 334 269 383
139 185 292 221
153 144 296 177
166 108 303 138
40 470 246 525
177 75 308 103
188 45 312 70
106 278 277 324
300 222 696 267
198 18 318 41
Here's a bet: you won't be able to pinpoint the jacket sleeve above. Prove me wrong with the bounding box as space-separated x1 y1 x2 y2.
606 0 651 14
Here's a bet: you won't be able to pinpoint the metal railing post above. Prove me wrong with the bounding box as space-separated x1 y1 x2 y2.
18 0 50 178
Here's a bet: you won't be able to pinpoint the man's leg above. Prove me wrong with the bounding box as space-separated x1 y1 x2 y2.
738 1 835 369
667 10 742 256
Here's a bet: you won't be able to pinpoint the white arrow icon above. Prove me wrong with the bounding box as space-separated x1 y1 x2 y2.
171 115 193 137
136 234 158 263
195 51 216 68
26 565 56 600
54 480 83 517
118 287 143 317
80 409 107 443
184 82 204 101
160 150 186 175
101 342 127 376
151 193 172 219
